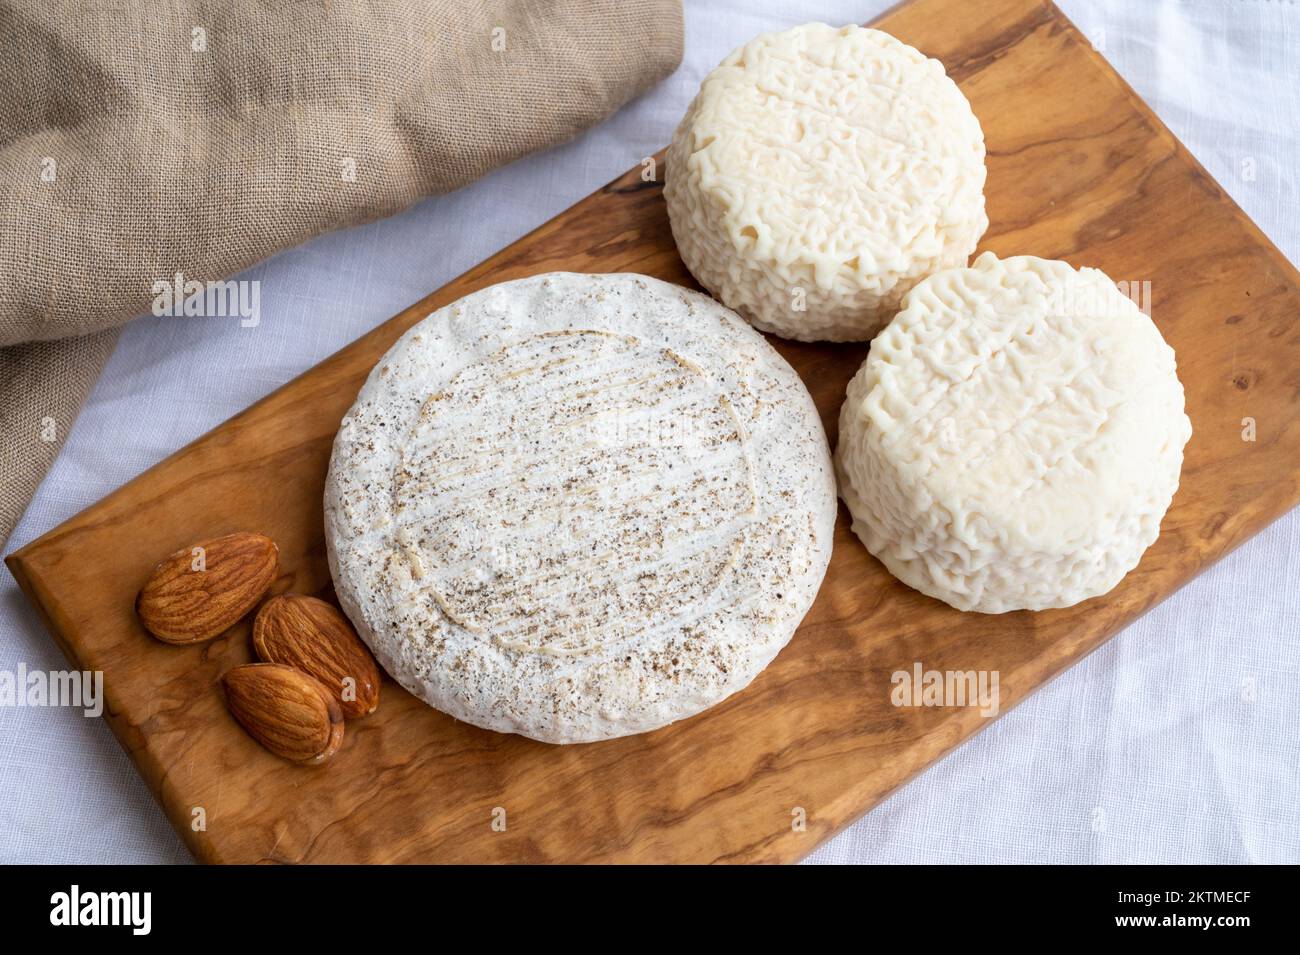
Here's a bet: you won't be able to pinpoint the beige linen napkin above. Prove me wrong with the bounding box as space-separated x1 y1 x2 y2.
0 0 683 549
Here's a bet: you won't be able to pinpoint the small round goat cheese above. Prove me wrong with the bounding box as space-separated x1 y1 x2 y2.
835 253 1192 614
326 273 836 743
665 23 987 343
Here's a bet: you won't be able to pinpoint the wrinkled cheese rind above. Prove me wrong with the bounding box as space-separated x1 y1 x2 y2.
835 252 1192 613
665 23 987 343
326 273 836 743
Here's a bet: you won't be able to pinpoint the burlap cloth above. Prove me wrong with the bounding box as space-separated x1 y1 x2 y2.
0 0 683 549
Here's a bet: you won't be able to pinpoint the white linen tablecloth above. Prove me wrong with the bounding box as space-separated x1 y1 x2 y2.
2 0 1296 864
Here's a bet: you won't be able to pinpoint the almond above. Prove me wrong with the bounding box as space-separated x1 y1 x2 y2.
252 594 380 718
136 532 279 644
221 663 344 764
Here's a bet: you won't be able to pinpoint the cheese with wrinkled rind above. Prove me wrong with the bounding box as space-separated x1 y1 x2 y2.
665 23 987 342
835 252 1192 613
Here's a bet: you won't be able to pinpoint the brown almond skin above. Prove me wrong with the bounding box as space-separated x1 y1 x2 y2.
252 594 380 719
221 663 344 764
136 532 279 644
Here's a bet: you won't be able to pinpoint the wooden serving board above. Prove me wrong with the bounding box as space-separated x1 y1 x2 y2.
8 0 1300 864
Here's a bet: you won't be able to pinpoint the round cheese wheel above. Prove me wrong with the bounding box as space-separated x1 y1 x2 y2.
325 273 836 743
835 252 1192 613
665 23 987 343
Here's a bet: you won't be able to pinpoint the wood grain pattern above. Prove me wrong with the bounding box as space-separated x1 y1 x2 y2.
7 0 1300 864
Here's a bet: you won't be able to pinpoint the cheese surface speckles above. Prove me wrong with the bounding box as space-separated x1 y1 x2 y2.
835 252 1193 614
665 23 988 342
325 273 836 743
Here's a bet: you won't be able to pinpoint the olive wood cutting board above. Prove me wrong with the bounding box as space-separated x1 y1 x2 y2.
8 0 1300 863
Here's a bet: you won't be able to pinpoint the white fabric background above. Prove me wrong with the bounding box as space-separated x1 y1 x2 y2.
2 0 1297 864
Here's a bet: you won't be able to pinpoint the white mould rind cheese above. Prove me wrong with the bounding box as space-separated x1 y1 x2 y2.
665 23 987 343
835 252 1192 614
325 272 836 743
